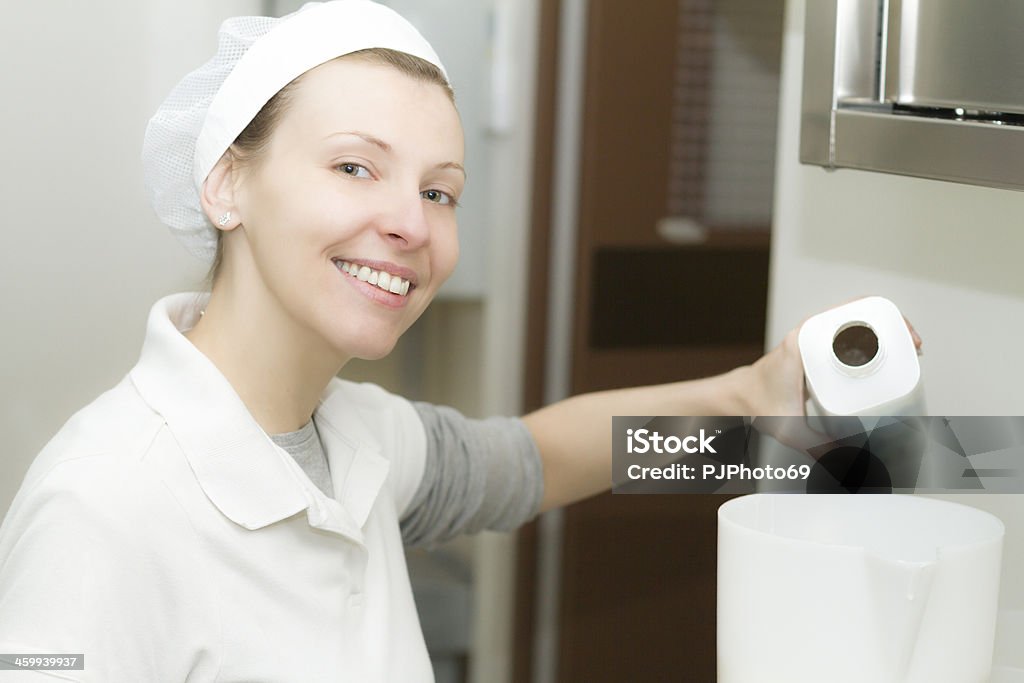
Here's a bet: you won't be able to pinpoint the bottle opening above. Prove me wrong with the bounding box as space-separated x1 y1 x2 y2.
832 323 879 367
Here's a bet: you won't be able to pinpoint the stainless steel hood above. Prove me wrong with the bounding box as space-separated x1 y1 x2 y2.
801 0 1024 191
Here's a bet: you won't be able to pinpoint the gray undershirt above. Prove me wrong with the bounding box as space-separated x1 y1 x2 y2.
269 403 544 547
269 420 335 499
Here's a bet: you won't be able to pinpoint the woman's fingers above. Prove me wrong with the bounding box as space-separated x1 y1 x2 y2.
903 315 923 354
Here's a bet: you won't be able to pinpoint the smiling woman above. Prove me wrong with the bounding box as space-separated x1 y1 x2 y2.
0 0 823 681
0 3 536 680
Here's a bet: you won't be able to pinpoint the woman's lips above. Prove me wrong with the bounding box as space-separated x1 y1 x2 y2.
333 259 414 308
332 259 417 294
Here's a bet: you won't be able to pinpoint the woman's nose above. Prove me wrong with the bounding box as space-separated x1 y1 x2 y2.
381 192 431 249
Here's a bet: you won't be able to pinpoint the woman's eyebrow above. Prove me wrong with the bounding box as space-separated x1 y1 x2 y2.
323 130 392 152
437 161 467 178
324 130 465 178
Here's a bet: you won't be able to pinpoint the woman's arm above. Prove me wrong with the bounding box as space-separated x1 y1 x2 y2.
524 329 806 512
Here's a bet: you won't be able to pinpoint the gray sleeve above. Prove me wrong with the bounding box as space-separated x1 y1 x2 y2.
400 402 544 547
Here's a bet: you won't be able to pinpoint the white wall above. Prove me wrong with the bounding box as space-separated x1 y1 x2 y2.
0 1 260 515
769 0 1024 610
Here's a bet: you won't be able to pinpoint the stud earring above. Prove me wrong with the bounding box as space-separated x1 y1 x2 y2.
217 211 232 227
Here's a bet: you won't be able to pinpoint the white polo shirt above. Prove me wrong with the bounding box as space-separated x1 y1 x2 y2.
0 293 434 681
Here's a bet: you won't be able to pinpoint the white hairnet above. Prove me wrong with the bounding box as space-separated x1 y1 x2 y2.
142 0 447 262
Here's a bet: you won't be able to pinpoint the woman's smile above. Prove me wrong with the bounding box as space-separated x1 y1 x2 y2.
333 257 416 309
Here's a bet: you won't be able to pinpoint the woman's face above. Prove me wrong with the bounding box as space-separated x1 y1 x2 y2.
228 57 464 362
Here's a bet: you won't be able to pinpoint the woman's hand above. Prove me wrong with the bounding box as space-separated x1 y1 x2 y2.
736 328 826 452
743 328 807 417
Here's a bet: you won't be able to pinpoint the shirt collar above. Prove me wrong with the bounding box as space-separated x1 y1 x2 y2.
128 293 389 540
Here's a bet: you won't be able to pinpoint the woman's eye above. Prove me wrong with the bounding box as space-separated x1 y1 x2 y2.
421 189 457 206
338 163 371 179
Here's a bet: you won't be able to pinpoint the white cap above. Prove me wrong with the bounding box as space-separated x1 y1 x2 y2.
142 0 447 262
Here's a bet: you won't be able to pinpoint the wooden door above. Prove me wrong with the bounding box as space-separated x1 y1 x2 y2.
516 0 785 680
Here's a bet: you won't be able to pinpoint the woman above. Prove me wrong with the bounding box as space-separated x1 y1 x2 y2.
0 1 818 680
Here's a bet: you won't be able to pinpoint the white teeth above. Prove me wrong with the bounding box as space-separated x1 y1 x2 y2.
335 260 412 297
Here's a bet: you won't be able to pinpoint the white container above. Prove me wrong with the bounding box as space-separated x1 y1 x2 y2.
718 494 1004 683
798 296 925 417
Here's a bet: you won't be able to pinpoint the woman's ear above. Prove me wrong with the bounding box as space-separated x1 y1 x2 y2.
200 152 242 231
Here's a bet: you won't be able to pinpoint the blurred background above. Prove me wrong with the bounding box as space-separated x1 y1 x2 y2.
2 1 1023 681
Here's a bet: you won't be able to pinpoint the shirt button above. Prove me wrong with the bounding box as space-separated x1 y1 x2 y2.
348 594 363 609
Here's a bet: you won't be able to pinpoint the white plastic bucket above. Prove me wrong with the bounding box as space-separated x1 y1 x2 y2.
718 494 1004 683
